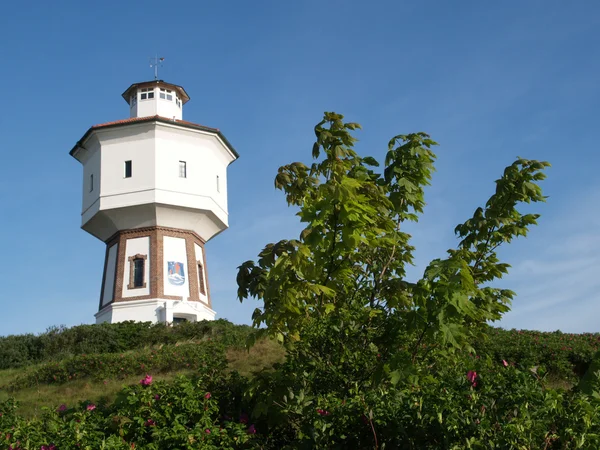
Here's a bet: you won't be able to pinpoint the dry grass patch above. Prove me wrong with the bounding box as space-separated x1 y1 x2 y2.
227 338 285 377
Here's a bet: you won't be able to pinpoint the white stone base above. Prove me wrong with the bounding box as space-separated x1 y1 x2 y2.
95 298 216 324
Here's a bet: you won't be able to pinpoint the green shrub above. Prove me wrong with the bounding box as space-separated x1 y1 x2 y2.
0 319 252 370
6 342 227 390
474 327 600 381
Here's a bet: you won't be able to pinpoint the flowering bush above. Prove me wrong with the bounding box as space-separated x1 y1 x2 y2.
2 113 600 448
474 327 600 381
1 373 258 449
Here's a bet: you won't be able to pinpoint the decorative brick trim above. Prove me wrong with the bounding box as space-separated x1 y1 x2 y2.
98 243 111 311
127 254 148 289
185 236 200 301
105 226 206 247
201 239 212 309
107 230 154 308
98 226 212 312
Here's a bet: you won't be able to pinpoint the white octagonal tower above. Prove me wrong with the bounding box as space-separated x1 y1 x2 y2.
70 80 238 324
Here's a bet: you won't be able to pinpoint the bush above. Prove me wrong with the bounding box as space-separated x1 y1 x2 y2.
6 341 227 390
1 373 259 449
474 327 600 381
0 319 252 370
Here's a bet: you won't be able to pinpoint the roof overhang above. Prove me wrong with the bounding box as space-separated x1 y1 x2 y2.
69 115 239 161
121 80 190 105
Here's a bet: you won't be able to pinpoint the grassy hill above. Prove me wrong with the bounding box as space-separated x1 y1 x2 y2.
0 320 284 418
1 321 599 448
1 320 598 418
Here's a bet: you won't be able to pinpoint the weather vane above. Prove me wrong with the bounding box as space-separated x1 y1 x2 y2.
149 55 165 80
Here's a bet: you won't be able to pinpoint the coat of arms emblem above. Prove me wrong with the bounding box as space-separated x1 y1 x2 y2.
167 261 185 286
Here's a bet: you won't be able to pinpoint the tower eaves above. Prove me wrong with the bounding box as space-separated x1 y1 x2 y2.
121 80 190 105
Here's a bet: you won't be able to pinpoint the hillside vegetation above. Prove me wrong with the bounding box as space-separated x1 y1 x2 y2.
2 112 600 449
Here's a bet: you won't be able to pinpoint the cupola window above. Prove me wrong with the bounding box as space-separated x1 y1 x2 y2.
140 88 154 100
179 161 187 178
130 95 137 107
160 88 173 101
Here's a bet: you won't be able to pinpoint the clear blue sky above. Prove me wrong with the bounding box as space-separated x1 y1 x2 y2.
0 0 598 336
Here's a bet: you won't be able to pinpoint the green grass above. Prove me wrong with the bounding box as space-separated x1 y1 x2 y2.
0 371 196 418
0 338 285 418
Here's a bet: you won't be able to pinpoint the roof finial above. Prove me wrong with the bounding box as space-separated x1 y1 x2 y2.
149 55 165 80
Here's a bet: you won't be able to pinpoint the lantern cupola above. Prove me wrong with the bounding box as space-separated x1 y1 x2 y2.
123 80 190 121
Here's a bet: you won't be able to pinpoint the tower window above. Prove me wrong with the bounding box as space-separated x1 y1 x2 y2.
130 95 137 107
179 161 187 178
140 88 154 100
216 175 220 192
124 160 132 178
197 262 206 296
89 174 94 192
160 88 173 101
128 254 147 289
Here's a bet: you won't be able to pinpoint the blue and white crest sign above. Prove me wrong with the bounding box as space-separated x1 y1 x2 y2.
167 261 185 286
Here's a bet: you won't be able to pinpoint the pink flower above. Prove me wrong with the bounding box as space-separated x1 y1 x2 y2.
154 394 160 400
57 404 67 413
317 408 330 416
248 424 257 434
205 429 211 434
140 375 153 387
467 371 477 387
144 419 156 427
86 404 96 411
204 392 211 399
502 360 509 367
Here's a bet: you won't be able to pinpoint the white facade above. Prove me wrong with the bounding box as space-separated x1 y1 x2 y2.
74 120 235 242
126 81 189 121
70 79 238 326
163 236 190 298
122 237 151 298
101 243 118 307
95 298 216 324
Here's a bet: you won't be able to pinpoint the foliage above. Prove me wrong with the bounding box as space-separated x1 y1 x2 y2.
2 112 599 448
0 320 252 370
475 327 600 382
5 342 226 391
1 373 261 449
234 112 599 447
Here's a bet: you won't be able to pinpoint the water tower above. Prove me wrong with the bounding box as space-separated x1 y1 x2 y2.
69 76 238 324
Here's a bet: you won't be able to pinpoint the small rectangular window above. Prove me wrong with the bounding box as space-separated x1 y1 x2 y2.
133 258 145 288
216 175 220 192
90 174 93 192
179 161 187 178
197 263 206 296
140 87 154 100
124 160 132 178
128 254 147 289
